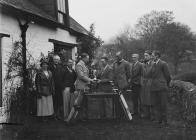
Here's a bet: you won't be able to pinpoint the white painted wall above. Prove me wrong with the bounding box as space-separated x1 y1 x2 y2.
0 13 78 122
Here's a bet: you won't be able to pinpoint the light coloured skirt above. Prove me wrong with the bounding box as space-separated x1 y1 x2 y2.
37 95 54 116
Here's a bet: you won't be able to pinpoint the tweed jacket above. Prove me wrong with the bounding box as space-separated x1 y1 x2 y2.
75 60 91 90
113 59 131 89
151 59 171 92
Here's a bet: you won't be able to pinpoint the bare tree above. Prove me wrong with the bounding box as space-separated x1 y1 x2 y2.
135 10 174 50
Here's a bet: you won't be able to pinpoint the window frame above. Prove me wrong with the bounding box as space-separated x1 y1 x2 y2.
56 0 67 25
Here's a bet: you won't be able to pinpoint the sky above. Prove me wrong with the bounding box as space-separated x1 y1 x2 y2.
69 0 196 43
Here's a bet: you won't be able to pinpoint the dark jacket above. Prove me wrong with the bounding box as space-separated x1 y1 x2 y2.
113 59 131 89
35 70 55 96
151 60 171 91
131 61 143 86
97 65 113 92
62 66 77 92
49 64 64 92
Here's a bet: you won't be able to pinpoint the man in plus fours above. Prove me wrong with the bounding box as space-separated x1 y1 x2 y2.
65 53 95 122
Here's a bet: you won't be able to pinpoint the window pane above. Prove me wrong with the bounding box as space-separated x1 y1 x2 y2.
58 13 64 24
57 0 60 10
62 0 65 13
57 0 66 13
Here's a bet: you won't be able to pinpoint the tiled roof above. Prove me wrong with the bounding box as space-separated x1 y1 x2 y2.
0 0 88 35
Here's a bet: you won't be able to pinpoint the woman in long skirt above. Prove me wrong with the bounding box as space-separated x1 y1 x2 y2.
35 58 55 121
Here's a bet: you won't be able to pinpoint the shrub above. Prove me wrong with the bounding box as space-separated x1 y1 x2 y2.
170 80 196 122
173 72 196 85
3 41 38 123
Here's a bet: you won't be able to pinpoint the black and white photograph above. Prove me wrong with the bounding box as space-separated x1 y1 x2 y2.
0 0 196 140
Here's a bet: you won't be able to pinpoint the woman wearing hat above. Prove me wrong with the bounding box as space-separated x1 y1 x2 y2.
35 58 55 122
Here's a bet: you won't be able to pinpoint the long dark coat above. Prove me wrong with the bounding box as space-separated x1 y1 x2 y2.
140 61 153 105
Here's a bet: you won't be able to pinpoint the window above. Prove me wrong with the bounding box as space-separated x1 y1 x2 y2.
57 0 66 24
49 39 76 63
0 33 10 107
54 45 72 63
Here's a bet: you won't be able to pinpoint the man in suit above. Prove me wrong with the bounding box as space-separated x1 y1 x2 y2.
97 57 113 92
151 50 171 125
97 57 113 118
131 54 143 115
113 51 131 90
49 55 64 119
113 52 132 117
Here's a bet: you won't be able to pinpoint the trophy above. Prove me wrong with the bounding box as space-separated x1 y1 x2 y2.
93 69 98 81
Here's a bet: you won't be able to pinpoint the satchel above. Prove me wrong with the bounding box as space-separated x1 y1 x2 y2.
40 86 51 96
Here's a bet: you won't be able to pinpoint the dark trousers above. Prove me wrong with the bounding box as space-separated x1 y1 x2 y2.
141 105 153 119
151 90 168 122
53 89 63 116
131 84 141 114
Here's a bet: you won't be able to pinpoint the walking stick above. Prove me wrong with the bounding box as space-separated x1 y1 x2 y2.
65 91 84 123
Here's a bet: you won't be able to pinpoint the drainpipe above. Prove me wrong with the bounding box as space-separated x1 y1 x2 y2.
65 0 70 28
19 21 29 114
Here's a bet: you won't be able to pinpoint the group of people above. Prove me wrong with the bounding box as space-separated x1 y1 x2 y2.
35 50 171 126
113 50 171 125
35 55 77 122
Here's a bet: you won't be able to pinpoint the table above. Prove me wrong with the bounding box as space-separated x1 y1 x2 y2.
84 92 123 119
